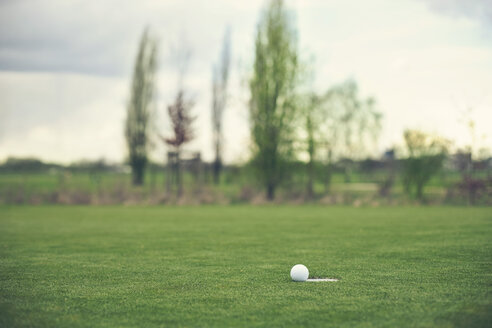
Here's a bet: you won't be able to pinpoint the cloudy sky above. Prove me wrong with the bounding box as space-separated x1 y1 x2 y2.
1 0 491 163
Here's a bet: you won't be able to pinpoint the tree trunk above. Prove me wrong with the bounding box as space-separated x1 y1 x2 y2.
307 159 314 198
132 162 144 186
150 164 156 191
266 182 275 201
343 166 351 183
176 150 182 197
324 149 333 194
306 113 315 199
165 153 171 193
324 166 332 194
416 182 424 201
213 157 221 185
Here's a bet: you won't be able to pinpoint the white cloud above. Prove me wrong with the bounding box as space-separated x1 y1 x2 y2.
418 0 492 29
0 72 127 162
0 0 491 163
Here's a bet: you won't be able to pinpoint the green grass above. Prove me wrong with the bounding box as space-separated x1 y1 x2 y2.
0 171 453 205
1 206 491 327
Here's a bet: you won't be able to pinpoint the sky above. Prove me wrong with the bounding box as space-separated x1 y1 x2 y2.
0 0 491 164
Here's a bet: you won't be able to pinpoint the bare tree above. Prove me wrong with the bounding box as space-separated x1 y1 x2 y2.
125 28 158 186
165 92 196 149
211 28 231 185
163 91 195 196
163 40 195 196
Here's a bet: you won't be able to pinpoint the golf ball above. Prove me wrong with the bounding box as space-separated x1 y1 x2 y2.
290 264 309 282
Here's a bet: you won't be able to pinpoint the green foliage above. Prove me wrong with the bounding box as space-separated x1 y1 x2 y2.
0 157 60 173
125 28 158 186
297 80 382 193
402 129 450 200
1 206 491 327
299 94 323 196
249 0 299 199
321 79 382 160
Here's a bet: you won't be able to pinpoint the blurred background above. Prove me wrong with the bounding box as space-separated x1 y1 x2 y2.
0 0 491 205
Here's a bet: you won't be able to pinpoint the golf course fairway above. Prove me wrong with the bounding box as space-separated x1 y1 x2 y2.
1 206 491 327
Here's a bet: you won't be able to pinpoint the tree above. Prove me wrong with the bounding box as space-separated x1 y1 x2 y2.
249 0 299 200
211 28 231 185
317 80 382 191
125 28 158 186
301 94 323 198
162 37 195 196
163 91 195 196
298 81 381 197
402 129 449 200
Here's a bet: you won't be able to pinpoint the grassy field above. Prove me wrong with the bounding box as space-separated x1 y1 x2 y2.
1 206 491 327
0 170 461 205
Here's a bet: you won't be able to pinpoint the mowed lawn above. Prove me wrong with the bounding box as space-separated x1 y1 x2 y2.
0 206 491 327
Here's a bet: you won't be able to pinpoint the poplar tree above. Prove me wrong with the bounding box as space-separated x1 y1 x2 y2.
125 29 157 186
249 0 298 200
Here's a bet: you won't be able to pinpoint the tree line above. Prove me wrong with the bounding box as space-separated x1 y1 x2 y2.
124 0 381 198
124 0 480 202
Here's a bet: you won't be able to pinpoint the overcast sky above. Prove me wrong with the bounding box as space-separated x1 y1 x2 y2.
1 0 491 163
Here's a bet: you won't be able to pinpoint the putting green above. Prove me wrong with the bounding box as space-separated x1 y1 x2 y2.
1 206 491 327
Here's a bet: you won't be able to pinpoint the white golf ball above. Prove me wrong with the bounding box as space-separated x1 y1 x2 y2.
290 264 309 282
